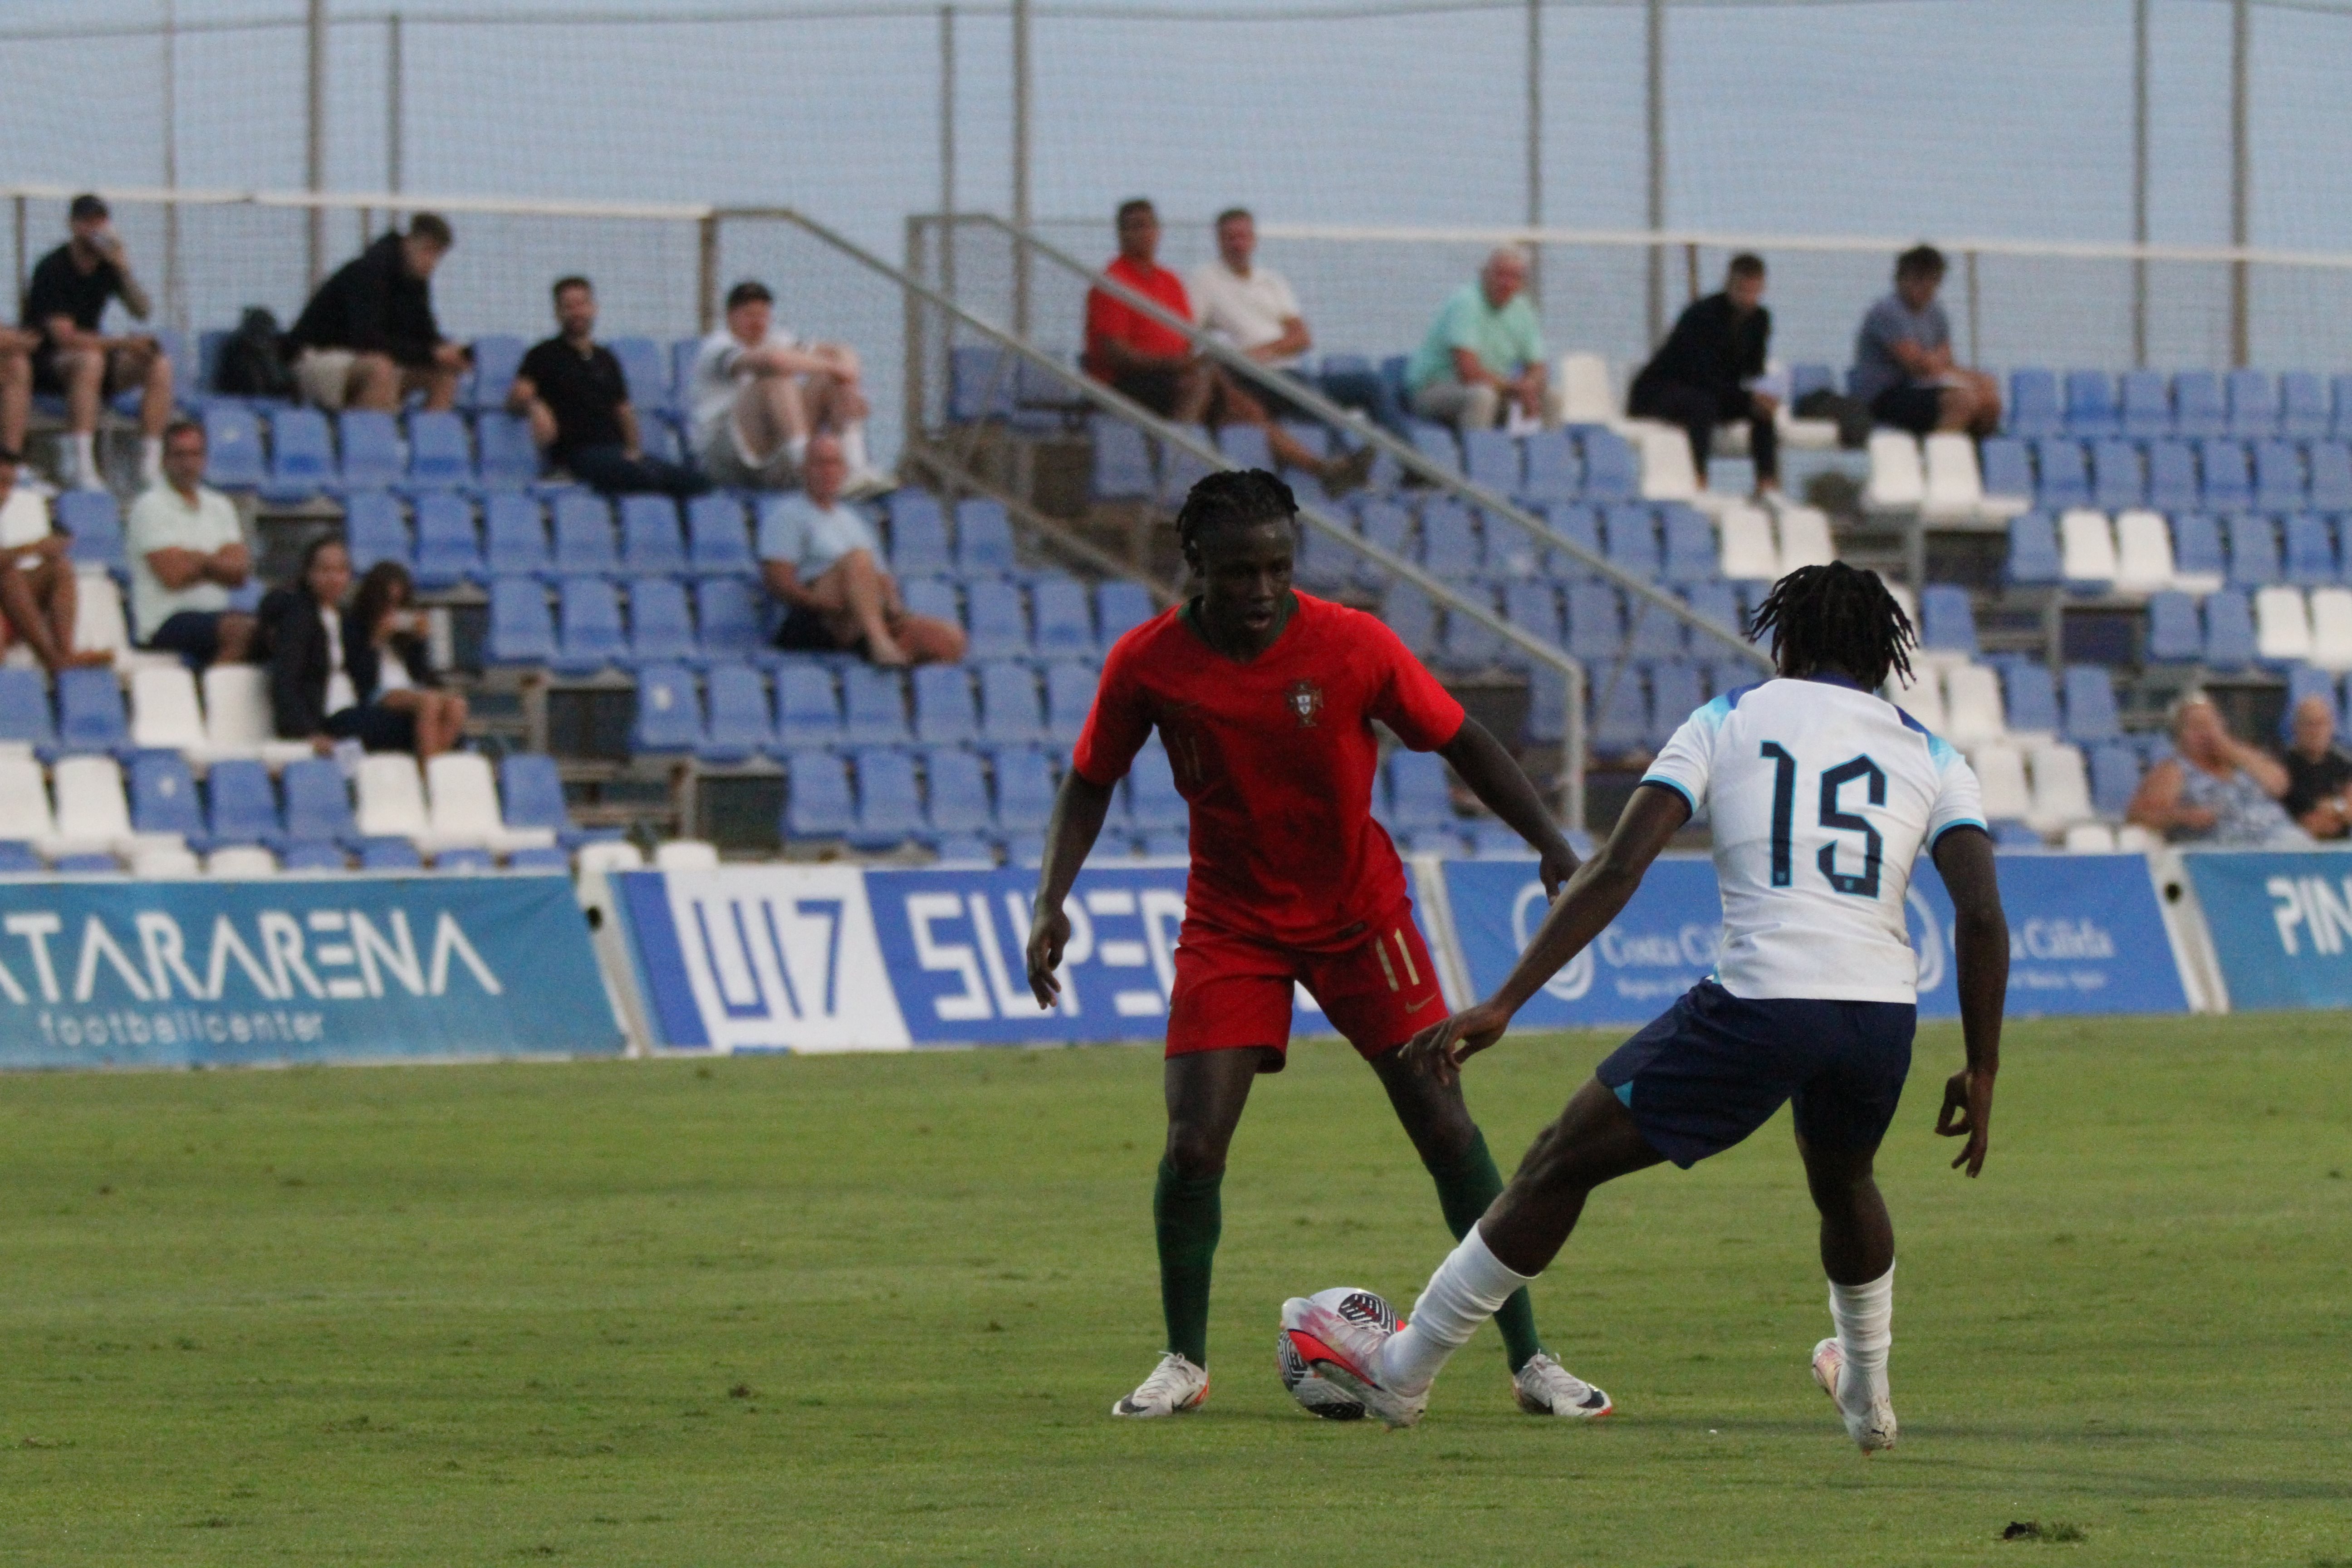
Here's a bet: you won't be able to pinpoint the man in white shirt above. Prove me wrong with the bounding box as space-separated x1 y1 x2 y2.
0 451 112 672
125 419 255 667
1284 563 2009 1457
1189 209 1310 375
689 280 888 496
758 434 963 668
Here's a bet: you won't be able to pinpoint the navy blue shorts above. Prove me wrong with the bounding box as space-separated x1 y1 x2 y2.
1596 980 1915 1170
1870 384 1947 436
146 609 227 670
323 703 417 753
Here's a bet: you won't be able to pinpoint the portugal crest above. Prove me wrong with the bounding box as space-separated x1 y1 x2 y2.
1286 679 1324 728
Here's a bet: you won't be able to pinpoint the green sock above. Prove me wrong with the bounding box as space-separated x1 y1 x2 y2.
1423 1129 1545 1372
1153 1156 1223 1367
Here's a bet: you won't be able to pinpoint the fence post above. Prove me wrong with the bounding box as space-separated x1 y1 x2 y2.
1965 249 1980 366
1011 0 1033 337
1524 0 1542 304
387 12 404 196
11 197 24 313
2230 0 2250 368
939 5 956 304
1645 0 1666 346
305 0 326 289
162 0 185 331
697 215 719 334
2132 0 2149 367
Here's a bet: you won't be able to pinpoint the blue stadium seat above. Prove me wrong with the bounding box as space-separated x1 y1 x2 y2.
1920 585 1980 658
628 576 699 664
1407 421 1461 475
2090 440 2144 511
2284 666 2339 739
407 410 471 488
1682 582 1741 641
978 661 1048 746
924 749 996 836
695 577 768 663
474 411 540 490
2311 442 2352 512
1540 502 1603 579
553 577 626 673
54 490 127 575
2284 516 2337 587
1087 416 1155 501
1462 430 1522 494
2007 369 2061 436
2145 439 2197 512
901 578 961 639
2281 372 2330 440
130 750 205 842
1647 663 1705 747
1386 750 1455 829
1624 592 1685 660
2174 371 2226 438
2006 512 2062 586
1383 582 1438 656
1442 585 1507 666
885 491 952 576
964 579 1030 658
1565 582 1624 662
1590 669 1650 754
1660 505 1715 587
955 499 1016 573
2200 439 2254 510
2225 515 2280 586
1521 430 1581 504
2001 663 2062 734
991 747 1058 833
912 664 979 745
632 664 702 753
1042 661 1096 745
1976 436 2031 505
485 494 550 576
500 754 591 849
607 336 671 416
1215 423 1273 471
1504 580 1562 643
851 748 926 848
784 750 855 839
841 666 911 745
1096 580 1155 646
2089 744 2141 818
1523 669 1568 745
1289 514 1349 592
2143 591 2203 663
2204 589 2255 669
0 668 54 750
2254 440 2307 514
2120 370 2171 439
775 664 844 749
361 838 425 872
685 494 753 575
700 663 775 763
552 493 619 576
343 491 411 573
1358 501 1412 583
1602 505 1661 581
202 404 265 489
281 757 356 845
618 495 687 575
280 842 348 872
1420 500 1483 578
2034 438 2091 509
487 577 558 665
205 759 280 847
466 334 527 411
56 666 127 753
1578 429 1639 500
2226 369 2277 438
2333 375 2352 441
949 347 1018 422
2062 665 2122 742
338 411 402 491
1030 576 1097 657
505 846 570 873
412 493 483 588
1126 745 1188 829
2172 513 2226 583
670 338 704 407
2064 370 2119 437
267 408 336 496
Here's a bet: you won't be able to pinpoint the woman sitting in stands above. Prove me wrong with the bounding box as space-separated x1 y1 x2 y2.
2126 692 2308 847
263 537 468 758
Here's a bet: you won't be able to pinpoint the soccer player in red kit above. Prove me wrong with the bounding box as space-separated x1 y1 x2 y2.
1024 468 1612 1421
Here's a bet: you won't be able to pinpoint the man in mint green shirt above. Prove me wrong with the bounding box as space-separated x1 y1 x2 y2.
1406 246 1550 433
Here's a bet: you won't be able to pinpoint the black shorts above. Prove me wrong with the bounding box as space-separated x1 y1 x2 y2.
1112 368 1187 418
772 604 853 655
323 703 418 753
1596 979 1915 1170
146 609 228 670
1869 385 1946 436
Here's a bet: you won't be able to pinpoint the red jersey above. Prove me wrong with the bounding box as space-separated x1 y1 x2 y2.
1071 593 1466 951
1083 255 1193 375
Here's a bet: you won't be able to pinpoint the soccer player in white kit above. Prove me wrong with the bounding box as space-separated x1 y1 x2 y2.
1282 563 2010 1447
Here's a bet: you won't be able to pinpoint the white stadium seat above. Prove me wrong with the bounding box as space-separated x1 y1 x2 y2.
1941 664 2008 748
206 844 280 877
1970 743 2032 824
2059 509 2119 588
1715 505 1778 581
2254 586 2313 664
1775 506 1836 575
132 842 203 877
576 840 645 877
354 753 431 843
199 664 312 767
1633 422 1700 503
1556 353 1617 426
130 665 207 754
2115 823 2160 852
71 569 132 666
2026 743 2096 835
2112 509 2178 595
2064 823 2118 853
1890 667 1948 734
654 839 720 871
1864 431 1924 511
1920 432 1985 522
426 752 557 853
0 756 58 850
2308 588 2352 674
51 754 148 856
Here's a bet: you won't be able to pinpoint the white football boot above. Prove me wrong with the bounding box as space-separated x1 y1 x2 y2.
1512 1352 1613 1419
1810 1338 1897 1453
1280 1296 1426 1429
1111 1352 1209 1418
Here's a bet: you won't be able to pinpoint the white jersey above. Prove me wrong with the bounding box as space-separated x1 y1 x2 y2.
1642 675 1984 1004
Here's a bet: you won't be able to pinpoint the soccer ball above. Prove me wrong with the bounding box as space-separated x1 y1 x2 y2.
1275 1286 1399 1421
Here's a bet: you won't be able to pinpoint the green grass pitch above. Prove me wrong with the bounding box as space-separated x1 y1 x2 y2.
0 1014 2346 1565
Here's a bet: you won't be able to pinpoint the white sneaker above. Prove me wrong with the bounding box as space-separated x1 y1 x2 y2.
841 466 897 501
1280 1295 1426 1429
1811 1338 1897 1453
1512 1351 1613 1418
1110 1351 1209 1418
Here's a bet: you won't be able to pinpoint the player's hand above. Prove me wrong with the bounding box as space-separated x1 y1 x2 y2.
1024 902 1071 1010
1935 1066 1994 1177
1538 842 1579 900
1399 1000 1511 1088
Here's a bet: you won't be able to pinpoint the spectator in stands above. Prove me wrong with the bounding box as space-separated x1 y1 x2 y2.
0 453 110 672
2278 693 2352 840
287 213 468 413
127 418 255 669
760 434 965 668
1628 253 1779 495
347 559 469 758
689 279 887 496
1088 201 1373 494
2127 694 2306 846
1405 246 1549 433
1850 245 2001 438
511 276 707 499
0 327 34 474
20 195 174 490
263 535 436 756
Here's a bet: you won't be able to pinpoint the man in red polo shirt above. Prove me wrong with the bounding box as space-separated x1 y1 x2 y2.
1023 468 1604 1422
1084 201 1373 495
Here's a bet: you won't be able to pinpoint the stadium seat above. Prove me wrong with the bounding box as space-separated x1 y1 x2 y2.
2112 509 2177 594
1979 436 2033 512
964 579 1030 658
1215 423 1273 472
885 491 953 577
281 841 347 872
427 752 556 853
2062 665 2122 742
924 748 996 836
2000 663 2061 740
2255 440 2307 513
2226 369 2277 438
1042 661 1096 744
1406 421 1462 478
2088 743 2141 817
2006 369 2061 437
485 494 550 577
2312 442 2352 512
1590 668 1650 755
1646 663 1705 747
2034 439 2090 510
1415 500 1480 579
841 666 911 745
2173 371 2226 438
1865 431 1924 510
1578 429 1639 501
551 577 625 673
850 748 926 848
2146 439 2198 512
498 754 588 849
619 495 688 575
2089 440 2144 512
1921 432 1987 521
632 664 701 753
0 668 54 752
465 334 527 411
194 665 302 768
1658 506 1714 587
279 757 355 846
2202 587 2256 668
265 408 336 498
1126 745 1188 829
686 494 755 575
978 661 1048 746
207 759 283 848
2308 588 2352 674
2254 584 2313 665
1970 743 2030 824
1091 416 1156 500
1682 581 1740 638
201 404 265 489
1775 508 1835 576
2200 439 2254 510
1442 584 1509 666
700 663 777 763
1540 501 1602 579
128 664 205 754
54 490 127 575
1602 505 1661 581
694 577 768 663
2059 510 2118 589
2026 745 2097 835
2119 370 2171 439
1564 582 1624 663
774 664 844 748
1521 430 1581 504
2002 511 2062 588
55 666 127 754
1504 580 1563 645
350 754 429 844
52 754 137 855
359 838 425 871
474 411 540 490
1918 585 1980 661
1462 430 1522 495
607 336 672 416
2064 370 2119 437
552 493 619 576
2170 513 2227 593
2281 371 2330 441
901 578 961 640
2225 514 2281 587
1096 580 1155 646
487 577 558 666
628 576 699 664
912 664 979 745
991 747 1058 833
2143 590 2203 663
407 410 472 487
1385 750 1455 829
341 490 409 575
1030 576 1097 657
2284 515 2337 586
507 846 571 874
338 411 403 491
1942 664 2007 747
408 493 482 588
1624 591 1685 661
783 750 855 840
1715 505 1777 582
129 749 205 843
68 569 131 666
955 500 1017 573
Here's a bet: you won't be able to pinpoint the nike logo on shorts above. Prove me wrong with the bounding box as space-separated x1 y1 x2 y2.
1404 994 1439 1014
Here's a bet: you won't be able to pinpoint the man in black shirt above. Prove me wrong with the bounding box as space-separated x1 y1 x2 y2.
20 194 175 491
1627 252 1778 495
509 277 706 498
2279 693 2352 839
287 213 468 413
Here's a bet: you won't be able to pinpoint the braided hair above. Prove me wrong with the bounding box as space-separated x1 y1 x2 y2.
1175 467 1297 565
1745 561 1916 691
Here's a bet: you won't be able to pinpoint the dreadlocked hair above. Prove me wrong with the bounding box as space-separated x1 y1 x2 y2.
1175 467 1297 560
1745 561 1916 691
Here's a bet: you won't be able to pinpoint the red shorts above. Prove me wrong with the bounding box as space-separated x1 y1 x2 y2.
1165 911 1446 1066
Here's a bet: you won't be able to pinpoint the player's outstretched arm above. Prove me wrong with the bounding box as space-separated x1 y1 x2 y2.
1024 771 1117 1009
1930 825 2006 1176
1438 717 1580 895
1401 782 1690 1084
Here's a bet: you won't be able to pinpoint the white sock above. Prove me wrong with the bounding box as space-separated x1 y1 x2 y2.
839 422 871 474
1373 1225 1537 1395
1828 1262 1894 1394
786 434 810 470
139 436 162 486
70 431 98 483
